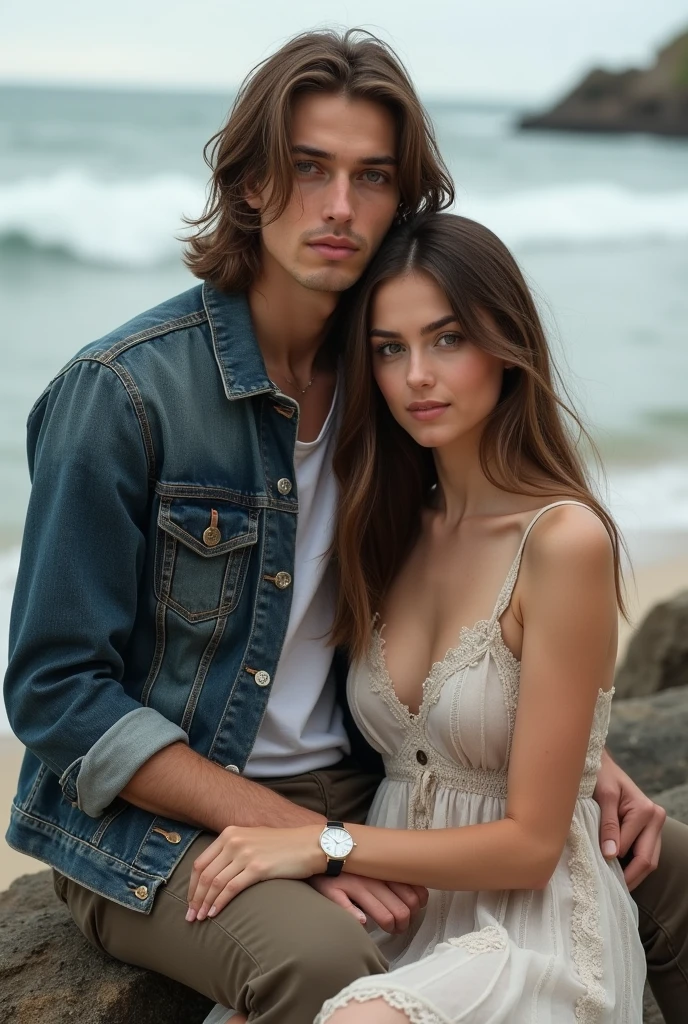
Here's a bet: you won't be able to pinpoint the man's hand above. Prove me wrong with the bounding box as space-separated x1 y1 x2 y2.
309 873 428 934
594 749 667 890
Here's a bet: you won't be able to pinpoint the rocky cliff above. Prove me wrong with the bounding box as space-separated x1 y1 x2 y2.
520 29 688 137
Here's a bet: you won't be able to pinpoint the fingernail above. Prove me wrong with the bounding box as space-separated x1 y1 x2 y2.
185 908 197 923
208 905 218 918
603 840 617 857
357 912 367 925
197 908 207 921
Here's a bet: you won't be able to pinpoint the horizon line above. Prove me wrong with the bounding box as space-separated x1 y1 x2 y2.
0 76 537 109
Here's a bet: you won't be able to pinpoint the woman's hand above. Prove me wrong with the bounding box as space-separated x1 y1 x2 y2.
186 824 323 921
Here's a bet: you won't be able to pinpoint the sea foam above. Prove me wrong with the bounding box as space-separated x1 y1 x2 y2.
0 170 202 268
2 172 688 268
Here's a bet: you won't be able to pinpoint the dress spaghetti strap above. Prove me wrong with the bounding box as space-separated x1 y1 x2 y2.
489 500 599 626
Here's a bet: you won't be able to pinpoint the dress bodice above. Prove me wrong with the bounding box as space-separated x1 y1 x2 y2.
347 501 615 828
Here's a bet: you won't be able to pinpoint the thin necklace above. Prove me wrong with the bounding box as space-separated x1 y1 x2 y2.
275 369 317 396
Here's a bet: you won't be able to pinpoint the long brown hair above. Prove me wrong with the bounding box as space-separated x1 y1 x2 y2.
332 213 627 659
183 29 455 291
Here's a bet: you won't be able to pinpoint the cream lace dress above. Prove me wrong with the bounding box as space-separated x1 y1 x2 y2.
315 502 645 1024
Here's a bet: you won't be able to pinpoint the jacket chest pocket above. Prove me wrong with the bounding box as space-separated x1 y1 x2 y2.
155 497 259 623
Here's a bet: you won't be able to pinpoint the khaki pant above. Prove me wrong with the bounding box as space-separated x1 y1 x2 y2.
56 760 688 1024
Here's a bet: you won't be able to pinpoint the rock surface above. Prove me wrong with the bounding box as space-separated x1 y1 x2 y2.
615 590 688 700
520 28 688 137
655 781 688 826
605 685 688 795
0 871 212 1024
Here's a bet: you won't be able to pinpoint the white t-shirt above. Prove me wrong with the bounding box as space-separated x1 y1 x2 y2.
243 384 350 778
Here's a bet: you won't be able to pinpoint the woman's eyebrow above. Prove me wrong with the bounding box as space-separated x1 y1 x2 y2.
421 315 460 335
369 316 459 339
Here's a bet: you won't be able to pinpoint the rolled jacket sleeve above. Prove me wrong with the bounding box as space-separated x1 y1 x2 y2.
4 357 187 817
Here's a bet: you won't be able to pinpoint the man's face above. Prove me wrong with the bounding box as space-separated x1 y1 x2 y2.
248 92 401 293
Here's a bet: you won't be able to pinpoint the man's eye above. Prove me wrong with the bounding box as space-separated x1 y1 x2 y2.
295 161 317 174
362 170 386 184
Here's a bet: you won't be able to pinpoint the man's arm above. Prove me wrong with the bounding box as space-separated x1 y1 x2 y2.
121 742 324 830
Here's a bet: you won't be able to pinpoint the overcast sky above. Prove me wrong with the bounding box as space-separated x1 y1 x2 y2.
3 0 687 102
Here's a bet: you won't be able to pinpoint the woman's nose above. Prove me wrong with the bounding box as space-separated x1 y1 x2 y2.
406 354 434 388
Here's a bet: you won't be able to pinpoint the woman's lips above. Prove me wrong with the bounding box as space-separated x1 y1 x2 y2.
407 404 450 421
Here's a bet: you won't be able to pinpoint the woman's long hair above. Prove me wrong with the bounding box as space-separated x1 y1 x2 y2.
331 213 627 659
183 29 454 291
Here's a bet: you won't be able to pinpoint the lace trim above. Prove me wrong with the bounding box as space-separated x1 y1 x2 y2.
386 758 509 798
315 985 452 1024
581 687 614 797
447 923 508 954
568 818 606 1023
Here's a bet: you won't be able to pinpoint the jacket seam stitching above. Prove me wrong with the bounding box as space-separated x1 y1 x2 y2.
97 310 208 362
106 362 156 483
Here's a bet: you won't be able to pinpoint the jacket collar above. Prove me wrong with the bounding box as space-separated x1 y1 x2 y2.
203 282 277 402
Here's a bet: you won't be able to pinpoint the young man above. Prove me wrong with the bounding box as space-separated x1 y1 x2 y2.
4 29 686 1024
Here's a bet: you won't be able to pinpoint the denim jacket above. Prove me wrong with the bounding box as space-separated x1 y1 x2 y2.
4 282 374 912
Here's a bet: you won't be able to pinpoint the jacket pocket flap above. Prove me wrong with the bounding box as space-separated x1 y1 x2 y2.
158 498 258 557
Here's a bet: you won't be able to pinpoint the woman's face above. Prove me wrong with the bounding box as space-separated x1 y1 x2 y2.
369 270 507 450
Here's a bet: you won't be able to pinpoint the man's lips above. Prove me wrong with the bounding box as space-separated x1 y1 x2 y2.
308 236 360 261
407 401 450 421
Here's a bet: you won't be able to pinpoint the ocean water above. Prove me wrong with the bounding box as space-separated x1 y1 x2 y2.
1 84 688 730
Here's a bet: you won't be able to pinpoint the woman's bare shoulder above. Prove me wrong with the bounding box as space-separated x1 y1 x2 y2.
520 502 615 586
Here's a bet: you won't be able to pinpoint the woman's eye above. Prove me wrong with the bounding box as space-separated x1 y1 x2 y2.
295 161 317 174
375 342 404 356
436 333 464 348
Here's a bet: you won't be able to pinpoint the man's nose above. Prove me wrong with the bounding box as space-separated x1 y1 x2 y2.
323 174 354 223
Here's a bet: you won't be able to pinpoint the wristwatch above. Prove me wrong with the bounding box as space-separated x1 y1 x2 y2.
319 820 356 876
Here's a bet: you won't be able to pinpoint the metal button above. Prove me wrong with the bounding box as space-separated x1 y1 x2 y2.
225 764 240 774
203 526 221 547
134 885 149 900
254 670 271 687
416 750 428 766
277 478 292 495
274 571 292 590
203 509 221 547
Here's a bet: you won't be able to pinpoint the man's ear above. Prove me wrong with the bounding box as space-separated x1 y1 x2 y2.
245 190 263 212
244 179 264 212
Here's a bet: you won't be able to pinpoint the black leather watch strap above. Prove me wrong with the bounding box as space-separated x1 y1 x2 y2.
324 821 346 876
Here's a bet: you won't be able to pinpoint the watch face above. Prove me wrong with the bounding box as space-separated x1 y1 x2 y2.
321 827 354 859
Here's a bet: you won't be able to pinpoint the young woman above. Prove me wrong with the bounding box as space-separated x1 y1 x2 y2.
192 214 645 1023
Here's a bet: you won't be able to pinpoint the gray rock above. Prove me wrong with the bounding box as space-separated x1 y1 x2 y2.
606 686 688 796
615 590 688 700
0 870 212 1024
654 781 688 826
519 29 688 138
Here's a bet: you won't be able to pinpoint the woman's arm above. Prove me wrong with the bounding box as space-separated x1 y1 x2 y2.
344 505 617 890
188 505 618 916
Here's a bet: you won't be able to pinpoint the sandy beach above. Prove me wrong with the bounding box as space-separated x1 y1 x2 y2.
2 553 688 894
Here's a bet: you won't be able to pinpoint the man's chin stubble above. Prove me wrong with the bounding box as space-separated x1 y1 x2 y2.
296 269 361 293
